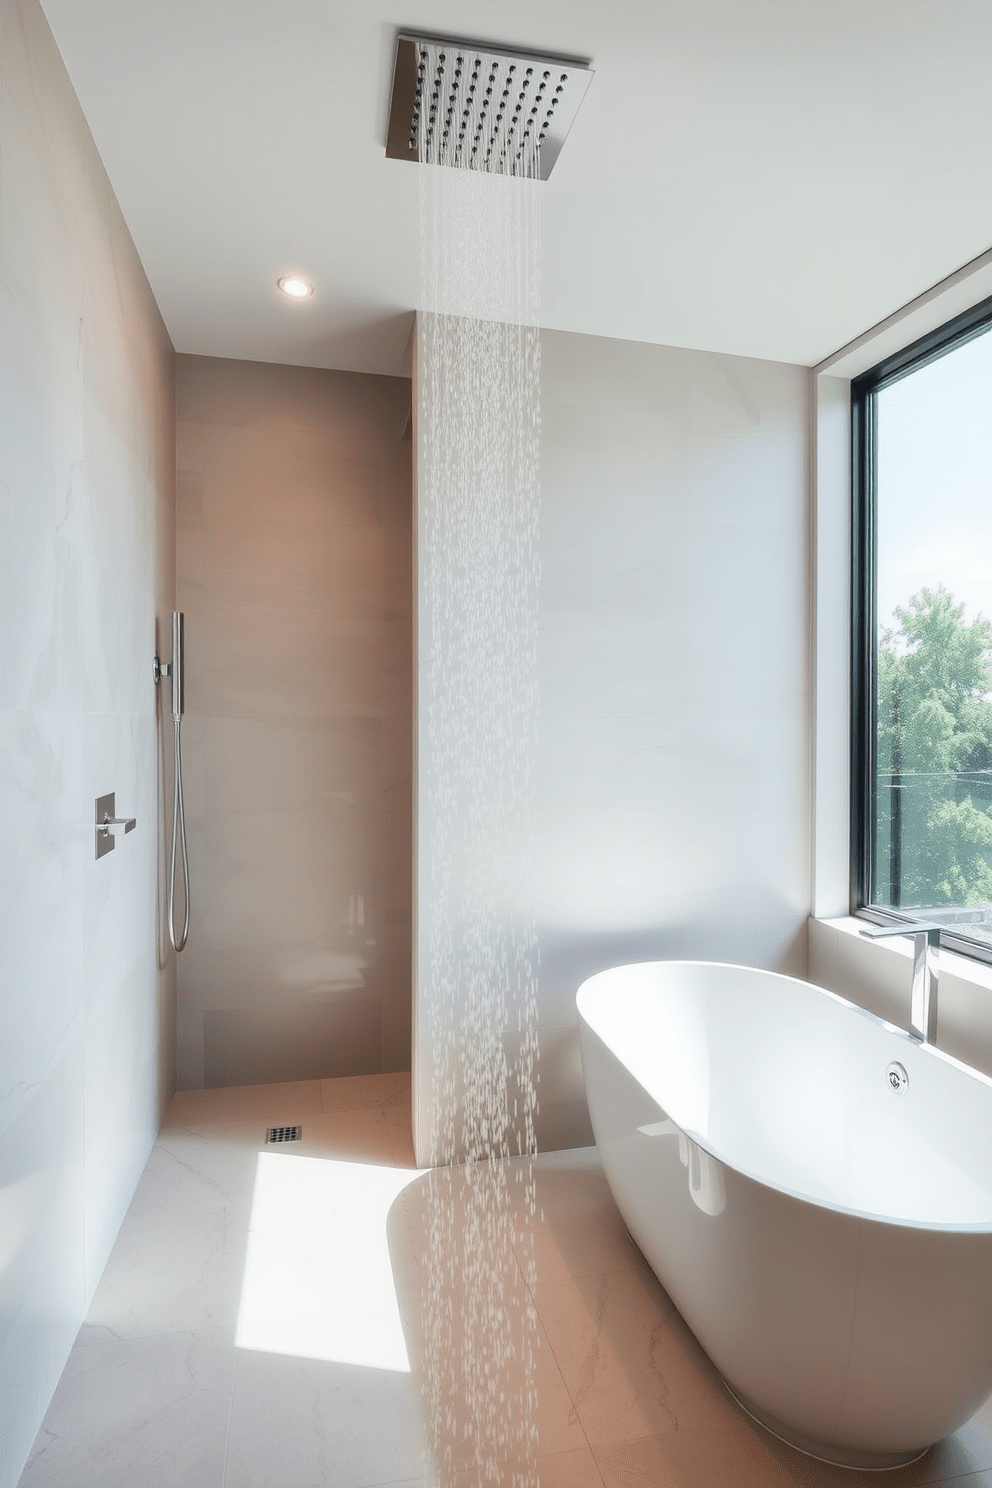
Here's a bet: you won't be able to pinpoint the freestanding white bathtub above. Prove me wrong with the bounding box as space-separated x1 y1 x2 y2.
577 960 992 1470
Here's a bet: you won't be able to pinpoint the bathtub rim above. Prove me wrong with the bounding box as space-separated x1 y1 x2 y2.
577 957 992 1235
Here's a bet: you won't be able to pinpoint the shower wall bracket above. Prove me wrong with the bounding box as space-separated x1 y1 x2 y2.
95 792 136 860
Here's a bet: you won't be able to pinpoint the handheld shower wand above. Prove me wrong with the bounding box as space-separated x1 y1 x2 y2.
155 612 190 952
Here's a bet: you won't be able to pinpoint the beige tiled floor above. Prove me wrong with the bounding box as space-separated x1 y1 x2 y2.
17 1074 992 1487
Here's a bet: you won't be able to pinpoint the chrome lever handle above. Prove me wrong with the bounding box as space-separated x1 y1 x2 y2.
100 815 136 837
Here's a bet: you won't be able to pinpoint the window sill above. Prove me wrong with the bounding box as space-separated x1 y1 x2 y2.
809 916 992 1079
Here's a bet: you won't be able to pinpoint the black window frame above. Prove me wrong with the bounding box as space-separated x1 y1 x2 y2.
851 292 992 963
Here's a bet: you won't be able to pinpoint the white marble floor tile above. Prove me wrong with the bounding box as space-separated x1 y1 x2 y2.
125 1123 263 1217
166 1078 322 1128
17 1327 236 1488
235 1149 420 1371
82 1207 247 1342
594 1426 775 1488
743 1423 992 1488
398 1164 528 1295
165 1102 417 1170
368 1446 607 1488
530 1448 606 1488
590 1409 992 1488
127 1118 260 1202
223 1349 427 1488
734 1391 992 1488
83 1127 257 1339
513 1161 646 1286
444 1446 606 1487
20 1089 992 1488
913 1395 992 1482
359 1481 426 1488
592 1420 915 1488
379 1176 429 1305
527 1145 604 1174
295 1103 418 1169
321 1069 412 1112
398 1279 588 1476
532 1270 746 1451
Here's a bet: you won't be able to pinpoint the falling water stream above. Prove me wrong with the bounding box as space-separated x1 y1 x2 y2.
417 44 543 1485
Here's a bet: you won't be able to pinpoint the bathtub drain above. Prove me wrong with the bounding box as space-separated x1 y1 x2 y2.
885 1062 908 1093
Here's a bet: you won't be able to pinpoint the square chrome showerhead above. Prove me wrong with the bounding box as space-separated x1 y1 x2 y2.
385 32 593 180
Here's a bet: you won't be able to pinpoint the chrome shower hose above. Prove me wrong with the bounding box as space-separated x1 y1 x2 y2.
169 714 190 953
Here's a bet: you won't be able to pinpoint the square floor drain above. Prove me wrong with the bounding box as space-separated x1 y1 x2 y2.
265 1125 302 1144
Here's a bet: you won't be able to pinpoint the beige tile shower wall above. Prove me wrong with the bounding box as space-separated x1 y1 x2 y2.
175 356 412 1090
415 324 810 1161
0 0 176 1481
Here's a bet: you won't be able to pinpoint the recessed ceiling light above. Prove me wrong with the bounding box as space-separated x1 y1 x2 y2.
277 274 314 299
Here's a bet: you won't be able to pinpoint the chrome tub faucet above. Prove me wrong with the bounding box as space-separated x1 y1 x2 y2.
860 922 943 1044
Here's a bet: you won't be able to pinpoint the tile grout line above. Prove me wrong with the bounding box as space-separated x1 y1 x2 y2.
520 1253 607 1486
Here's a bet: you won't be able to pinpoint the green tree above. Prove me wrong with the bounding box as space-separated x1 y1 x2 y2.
876 586 992 908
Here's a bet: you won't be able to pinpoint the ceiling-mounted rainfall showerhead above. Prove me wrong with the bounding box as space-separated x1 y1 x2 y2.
385 32 593 180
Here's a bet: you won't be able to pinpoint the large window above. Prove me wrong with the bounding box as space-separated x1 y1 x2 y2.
853 297 992 960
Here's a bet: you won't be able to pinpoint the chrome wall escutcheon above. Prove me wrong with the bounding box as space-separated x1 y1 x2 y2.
95 792 136 859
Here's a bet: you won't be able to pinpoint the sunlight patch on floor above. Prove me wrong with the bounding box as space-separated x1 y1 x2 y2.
236 1152 418 1371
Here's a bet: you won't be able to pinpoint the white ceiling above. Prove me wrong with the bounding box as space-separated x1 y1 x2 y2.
40 0 992 375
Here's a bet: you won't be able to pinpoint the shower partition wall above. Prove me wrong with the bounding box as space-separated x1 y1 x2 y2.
413 327 812 1165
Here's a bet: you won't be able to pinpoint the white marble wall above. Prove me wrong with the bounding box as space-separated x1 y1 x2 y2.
414 325 811 1160
0 0 176 1481
175 355 412 1090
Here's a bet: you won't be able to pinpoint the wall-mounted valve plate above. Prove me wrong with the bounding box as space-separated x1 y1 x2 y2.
95 792 136 860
